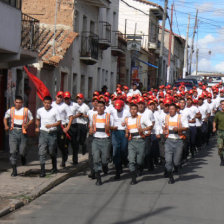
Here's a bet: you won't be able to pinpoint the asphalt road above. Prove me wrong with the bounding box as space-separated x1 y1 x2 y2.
2 137 224 224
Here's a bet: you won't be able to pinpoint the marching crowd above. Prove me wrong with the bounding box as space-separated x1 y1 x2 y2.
3 81 224 186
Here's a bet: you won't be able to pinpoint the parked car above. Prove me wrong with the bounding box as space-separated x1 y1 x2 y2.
174 80 194 90
178 78 198 87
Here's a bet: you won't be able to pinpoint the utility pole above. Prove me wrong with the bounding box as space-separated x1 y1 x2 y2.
53 0 59 56
183 14 190 78
189 9 198 76
158 0 168 86
196 48 199 75
167 4 173 84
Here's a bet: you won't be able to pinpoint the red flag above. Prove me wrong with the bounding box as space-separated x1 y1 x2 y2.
23 66 51 101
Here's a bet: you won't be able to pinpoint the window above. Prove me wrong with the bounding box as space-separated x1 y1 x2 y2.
60 72 68 91
81 75 85 94
1 0 21 9
90 21 95 34
113 12 117 30
74 10 79 33
101 69 105 87
88 77 93 99
72 73 77 96
82 15 87 32
97 68 101 90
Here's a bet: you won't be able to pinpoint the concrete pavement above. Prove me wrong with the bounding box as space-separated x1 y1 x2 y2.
0 137 88 217
1 136 224 224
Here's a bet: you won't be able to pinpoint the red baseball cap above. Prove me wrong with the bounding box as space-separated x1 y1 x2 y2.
198 95 204 100
93 91 100 96
114 100 124 110
56 91 64 97
104 92 110 97
137 96 145 104
64 91 71 99
123 85 129 90
92 96 99 101
76 93 84 99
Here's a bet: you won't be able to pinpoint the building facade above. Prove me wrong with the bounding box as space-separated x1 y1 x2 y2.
22 0 119 101
158 27 185 84
118 0 163 89
0 0 39 150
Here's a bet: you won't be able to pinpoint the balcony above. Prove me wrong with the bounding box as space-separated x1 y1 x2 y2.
83 0 110 8
21 13 39 52
80 32 99 65
98 21 111 50
111 31 126 56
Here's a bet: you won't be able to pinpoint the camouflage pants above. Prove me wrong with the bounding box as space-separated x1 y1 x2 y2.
217 130 224 157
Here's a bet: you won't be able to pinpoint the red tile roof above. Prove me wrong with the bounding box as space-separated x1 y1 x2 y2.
38 26 78 66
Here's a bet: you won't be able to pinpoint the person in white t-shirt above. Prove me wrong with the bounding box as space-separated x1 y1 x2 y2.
186 96 201 158
89 101 114 186
207 93 217 144
129 83 142 97
87 96 98 180
111 99 130 180
137 97 154 172
3 95 33 177
198 95 211 146
125 103 152 185
36 96 61 177
74 93 90 156
63 91 79 165
163 103 189 184
52 91 73 168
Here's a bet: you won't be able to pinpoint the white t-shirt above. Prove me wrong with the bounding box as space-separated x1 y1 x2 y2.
126 115 152 139
207 101 216 116
66 101 79 124
138 109 154 135
198 103 211 122
5 107 33 127
93 113 113 138
128 89 142 96
157 110 168 134
74 103 90 125
164 114 189 139
187 106 200 127
52 101 73 125
87 109 98 127
36 107 61 132
111 108 130 130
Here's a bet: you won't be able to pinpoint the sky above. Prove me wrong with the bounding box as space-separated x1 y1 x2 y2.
152 0 224 73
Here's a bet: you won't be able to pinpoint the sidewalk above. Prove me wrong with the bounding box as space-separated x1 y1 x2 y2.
0 137 88 217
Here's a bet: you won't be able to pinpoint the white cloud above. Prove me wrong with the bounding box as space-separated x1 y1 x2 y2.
198 58 213 71
198 34 216 46
215 62 224 73
197 2 213 13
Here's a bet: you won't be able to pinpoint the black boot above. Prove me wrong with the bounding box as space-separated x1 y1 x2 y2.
88 170 96 179
220 156 224 166
51 157 58 174
102 164 108 175
60 159 66 168
173 165 179 174
21 156 26 166
40 164 46 178
81 145 86 155
137 165 143 176
114 170 120 180
11 165 17 177
164 168 169 178
168 172 175 184
130 171 137 185
95 171 102 186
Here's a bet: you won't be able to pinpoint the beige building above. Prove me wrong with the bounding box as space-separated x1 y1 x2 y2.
158 27 185 84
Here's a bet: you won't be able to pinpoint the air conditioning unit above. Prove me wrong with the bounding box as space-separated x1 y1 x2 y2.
148 42 157 50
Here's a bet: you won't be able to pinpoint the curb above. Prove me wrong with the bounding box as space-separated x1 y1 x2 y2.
0 160 89 218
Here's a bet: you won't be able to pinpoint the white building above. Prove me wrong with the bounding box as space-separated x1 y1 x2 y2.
73 0 119 97
118 0 163 89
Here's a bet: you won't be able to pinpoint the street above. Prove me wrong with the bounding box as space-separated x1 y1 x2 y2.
1 137 224 224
